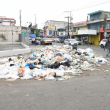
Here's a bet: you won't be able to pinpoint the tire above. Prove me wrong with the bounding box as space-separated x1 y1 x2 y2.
101 44 104 48
69 43 71 45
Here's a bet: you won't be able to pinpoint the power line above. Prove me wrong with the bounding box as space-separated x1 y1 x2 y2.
53 0 109 20
53 0 110 22
71 0 110 12
71 0 106 11
54 12 64 20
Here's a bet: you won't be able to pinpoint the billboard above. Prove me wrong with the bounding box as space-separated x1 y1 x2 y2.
48 25 55 30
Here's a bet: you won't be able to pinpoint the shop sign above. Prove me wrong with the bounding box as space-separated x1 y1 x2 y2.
78 30 97 35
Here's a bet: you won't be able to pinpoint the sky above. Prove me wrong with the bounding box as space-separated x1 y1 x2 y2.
0 0 110 29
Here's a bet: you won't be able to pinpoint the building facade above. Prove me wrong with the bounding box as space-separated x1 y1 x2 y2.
73 10 110 45
0 16 16 26
73 21 89 43
44 20 72 37
87 10 110 45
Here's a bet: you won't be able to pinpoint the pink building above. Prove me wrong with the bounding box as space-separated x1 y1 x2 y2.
73 21 87 27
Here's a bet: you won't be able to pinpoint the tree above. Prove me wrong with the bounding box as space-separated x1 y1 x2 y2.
36 29 42 37
30 29 42 37
0 33 7 41
30 31 34 34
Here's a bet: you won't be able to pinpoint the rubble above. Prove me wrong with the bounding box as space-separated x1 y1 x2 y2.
0 45 108 81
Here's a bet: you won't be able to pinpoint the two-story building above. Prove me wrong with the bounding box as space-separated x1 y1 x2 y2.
87 10 110 45
73 21 88 42
44 20 72 37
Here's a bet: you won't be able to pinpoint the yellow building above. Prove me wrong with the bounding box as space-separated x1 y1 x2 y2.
88 31 100 45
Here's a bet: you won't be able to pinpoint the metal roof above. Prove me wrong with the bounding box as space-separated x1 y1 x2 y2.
88 10 110 15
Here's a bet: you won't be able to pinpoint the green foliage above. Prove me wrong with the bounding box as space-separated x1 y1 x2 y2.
0 33 7 40
30 29 42 37
36 29 42 37
30 31 34 34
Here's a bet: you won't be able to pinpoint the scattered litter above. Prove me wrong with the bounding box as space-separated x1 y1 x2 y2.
0 45 108 81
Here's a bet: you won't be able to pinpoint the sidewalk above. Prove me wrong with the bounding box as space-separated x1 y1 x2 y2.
0 44 25 51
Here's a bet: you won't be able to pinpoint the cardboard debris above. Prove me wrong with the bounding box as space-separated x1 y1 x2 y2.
6 78 16 81
56 57 63 62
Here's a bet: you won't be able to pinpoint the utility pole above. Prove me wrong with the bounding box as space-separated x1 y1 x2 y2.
64 11 73 39
104 14 107 39
34 14 36 35
65 16 70 37
20 10 21 26
70 11 71 39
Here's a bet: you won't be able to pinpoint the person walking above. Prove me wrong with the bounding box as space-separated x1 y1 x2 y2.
104 38 110 58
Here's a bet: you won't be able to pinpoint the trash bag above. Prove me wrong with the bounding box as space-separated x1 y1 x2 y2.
9 58 12 62
53 61 60 69
10 64 15 67
25 62 33 67
38 62 43 65
72 45 77 50
29 64 40 69
77 52 81 55
60 60 70 67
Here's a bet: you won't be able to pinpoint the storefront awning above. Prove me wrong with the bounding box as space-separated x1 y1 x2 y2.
29 34 37 38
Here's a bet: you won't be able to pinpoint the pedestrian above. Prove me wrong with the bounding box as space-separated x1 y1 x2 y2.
104 38 110 58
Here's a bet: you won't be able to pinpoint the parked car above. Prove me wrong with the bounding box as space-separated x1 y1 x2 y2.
51 38 55 42
99 39 107 48
58 38 65 43
53 38 60 42
76 40 81 45
40 38 52 45
64 39 78 46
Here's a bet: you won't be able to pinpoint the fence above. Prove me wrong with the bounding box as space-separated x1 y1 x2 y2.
19 31 29 46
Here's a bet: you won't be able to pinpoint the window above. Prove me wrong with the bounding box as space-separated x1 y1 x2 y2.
0 22 2 25
103 39 107 42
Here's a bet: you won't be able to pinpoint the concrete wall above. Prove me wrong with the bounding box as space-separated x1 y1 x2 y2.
0 25 21 42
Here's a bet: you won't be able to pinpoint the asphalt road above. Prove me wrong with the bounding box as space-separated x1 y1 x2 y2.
0 43 110 110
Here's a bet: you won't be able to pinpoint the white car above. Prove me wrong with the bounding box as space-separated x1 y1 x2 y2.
53 38 60 42
64 39 78 46
99 39 107 48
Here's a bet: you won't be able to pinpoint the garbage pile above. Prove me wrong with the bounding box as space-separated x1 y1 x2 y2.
0 45 107 81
